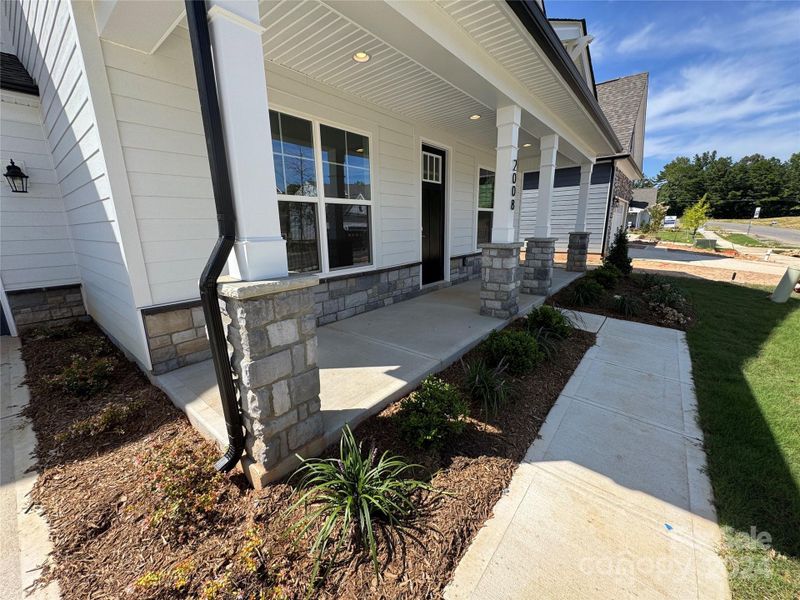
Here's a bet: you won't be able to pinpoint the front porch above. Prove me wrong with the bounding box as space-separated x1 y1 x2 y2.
154 268 581 454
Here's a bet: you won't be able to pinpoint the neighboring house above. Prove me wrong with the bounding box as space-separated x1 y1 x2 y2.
629 187 658 229
517 26 649 255
0 0 647 482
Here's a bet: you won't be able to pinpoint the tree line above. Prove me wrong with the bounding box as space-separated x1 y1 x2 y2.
636 151 800 218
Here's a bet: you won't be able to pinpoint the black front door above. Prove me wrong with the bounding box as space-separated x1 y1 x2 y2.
421 145 445 285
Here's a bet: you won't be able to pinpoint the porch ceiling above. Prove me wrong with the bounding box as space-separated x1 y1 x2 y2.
259 0 500 148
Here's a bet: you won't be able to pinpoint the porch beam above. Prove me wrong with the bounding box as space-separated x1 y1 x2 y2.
574 162 593 232
491 105 522 244
207 0 288 281
534 134 559 238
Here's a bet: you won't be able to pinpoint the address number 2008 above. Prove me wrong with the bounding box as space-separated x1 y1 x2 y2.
510 159 518 210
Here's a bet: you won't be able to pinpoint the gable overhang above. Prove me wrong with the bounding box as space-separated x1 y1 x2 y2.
506 1 621 154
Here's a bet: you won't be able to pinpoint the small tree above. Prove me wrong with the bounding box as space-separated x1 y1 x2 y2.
604 228 632 275
680 194 711 235
646 203 667 234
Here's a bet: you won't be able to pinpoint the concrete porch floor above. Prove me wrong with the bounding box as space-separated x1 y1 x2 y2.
154 268 582 450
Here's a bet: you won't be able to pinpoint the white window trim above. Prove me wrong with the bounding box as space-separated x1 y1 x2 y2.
475 164 495 250
270 105 376 277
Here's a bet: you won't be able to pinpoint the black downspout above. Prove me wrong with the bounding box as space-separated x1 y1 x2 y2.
185 0 245 472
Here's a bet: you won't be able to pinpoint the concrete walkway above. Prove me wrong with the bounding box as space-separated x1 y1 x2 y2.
156 269 582 448
446 315 730 600
0 337 60 600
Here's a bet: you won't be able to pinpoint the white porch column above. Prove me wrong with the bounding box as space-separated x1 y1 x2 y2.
534 134 559 238
208 1 288 281
574 162 593 232
567 162 593 272
491 105 521 243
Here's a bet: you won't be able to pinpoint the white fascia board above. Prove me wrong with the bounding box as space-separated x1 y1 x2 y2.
328 0 600 162
92 0 184 54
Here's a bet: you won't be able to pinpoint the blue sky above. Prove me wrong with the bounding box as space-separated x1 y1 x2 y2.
547 1 800 178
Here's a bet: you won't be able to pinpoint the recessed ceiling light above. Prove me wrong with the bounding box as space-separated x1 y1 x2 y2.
352 51 370 63
522 143 532 147
469 114 481 120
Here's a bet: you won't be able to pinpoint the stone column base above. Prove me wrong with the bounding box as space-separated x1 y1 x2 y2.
566 231 591 272
479 242 523 319
522 237 557 296
218 275 323 489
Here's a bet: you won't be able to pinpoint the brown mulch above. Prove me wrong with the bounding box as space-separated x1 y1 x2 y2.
22 319 594 599
549 272 695 331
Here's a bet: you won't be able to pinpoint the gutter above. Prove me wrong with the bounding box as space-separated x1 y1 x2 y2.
505 0 623 154
184 0 245 472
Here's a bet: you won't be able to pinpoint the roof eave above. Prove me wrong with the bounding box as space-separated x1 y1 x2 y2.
506 0 622 154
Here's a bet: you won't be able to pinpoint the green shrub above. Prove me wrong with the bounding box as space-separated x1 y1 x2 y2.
483 329 541 375
398 376 469 450
604 228 632 275
570 278 604 306
462 358 510 416
46 354 115 396
587 264 621 290
288 426 431 579
528 327 560 361
644 282 686 309
637 272 667 289
612 294 641 317
526 305 572 339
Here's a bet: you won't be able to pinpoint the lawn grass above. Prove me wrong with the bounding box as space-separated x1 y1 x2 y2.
677 277 800 598
713 230 782 247
722 216 800 231
652 229 703 244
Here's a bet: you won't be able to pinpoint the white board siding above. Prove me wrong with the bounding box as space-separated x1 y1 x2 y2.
0 91 79 290
99 28 216 306
95 24 496 303
519 182 610 254
5 0 147 367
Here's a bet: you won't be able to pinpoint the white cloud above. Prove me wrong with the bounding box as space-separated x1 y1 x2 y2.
616 23 655 53
638 4 800 164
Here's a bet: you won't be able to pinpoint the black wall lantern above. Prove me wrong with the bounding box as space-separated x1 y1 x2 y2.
4 159 29 193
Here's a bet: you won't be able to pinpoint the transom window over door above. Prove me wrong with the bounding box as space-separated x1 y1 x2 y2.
271 109 373 274
422 151 442 183
477 168 495 245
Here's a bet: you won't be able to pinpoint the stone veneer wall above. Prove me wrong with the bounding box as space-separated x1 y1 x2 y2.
143 303 211 374
6 284 86 331
613 167 633 202
219 276 322 487
313 264 421 326
449 253 482 285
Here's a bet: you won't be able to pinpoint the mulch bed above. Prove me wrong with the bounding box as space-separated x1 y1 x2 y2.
22 319 594 599
549 272 695 331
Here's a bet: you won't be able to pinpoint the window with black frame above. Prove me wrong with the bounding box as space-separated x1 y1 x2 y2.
320 124 372 269
271 110 320 272
477 168 495 245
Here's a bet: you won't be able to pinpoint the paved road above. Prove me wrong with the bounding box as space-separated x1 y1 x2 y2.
707 220 800 246
446 315 729 599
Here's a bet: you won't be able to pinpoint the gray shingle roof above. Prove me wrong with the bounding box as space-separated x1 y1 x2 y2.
596 72 648 154
0 53 39 96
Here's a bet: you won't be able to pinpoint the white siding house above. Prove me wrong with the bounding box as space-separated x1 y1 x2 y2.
0 0 647 373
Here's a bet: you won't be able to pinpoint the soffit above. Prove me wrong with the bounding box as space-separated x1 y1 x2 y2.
259 0 499 147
